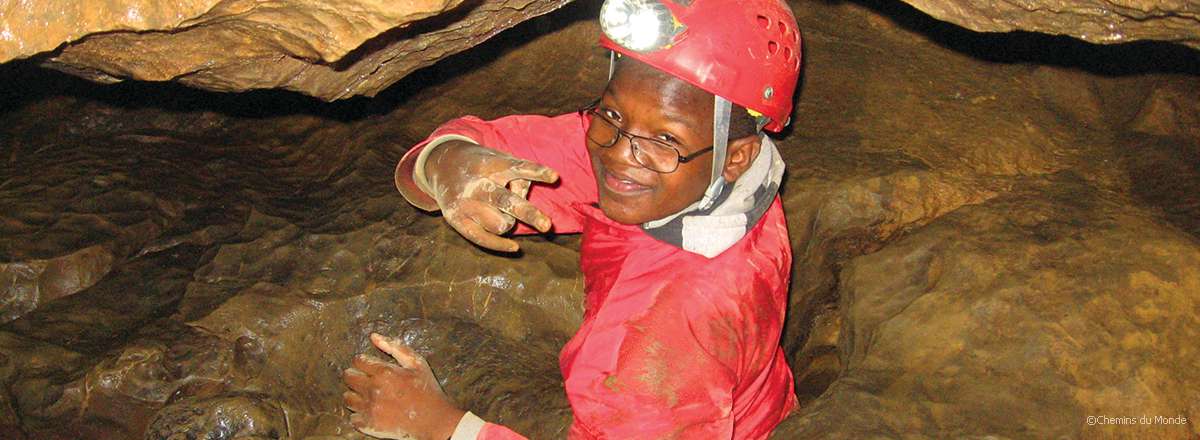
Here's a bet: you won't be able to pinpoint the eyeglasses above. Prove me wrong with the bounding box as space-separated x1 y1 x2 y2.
583 106 713 174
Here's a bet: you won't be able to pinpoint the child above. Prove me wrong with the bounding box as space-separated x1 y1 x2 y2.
343 0 803 438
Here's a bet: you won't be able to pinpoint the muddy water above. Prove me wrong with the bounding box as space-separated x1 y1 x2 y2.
2 0 1199 438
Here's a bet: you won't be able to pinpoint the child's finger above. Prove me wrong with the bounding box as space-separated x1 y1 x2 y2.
351 354 390 374
461 202 517 235
484 187 552 233
343 390 367 412
371 333 421 369
349 413 366 429
343 368 371 394
508 179 531 199
450 215 520 252
504 159 559 184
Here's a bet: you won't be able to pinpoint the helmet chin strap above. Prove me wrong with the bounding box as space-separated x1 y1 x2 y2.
698 95 731 211
609 51 617 80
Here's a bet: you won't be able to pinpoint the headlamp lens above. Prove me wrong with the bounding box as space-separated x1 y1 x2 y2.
600 0 679 52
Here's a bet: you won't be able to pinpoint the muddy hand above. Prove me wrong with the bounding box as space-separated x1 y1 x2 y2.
424 141 559 252
343 333 465 440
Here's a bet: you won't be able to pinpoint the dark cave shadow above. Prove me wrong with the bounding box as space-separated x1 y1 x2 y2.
0 0 599 124
832 0 1200 77
0 57 380 122
1119 133 1200 240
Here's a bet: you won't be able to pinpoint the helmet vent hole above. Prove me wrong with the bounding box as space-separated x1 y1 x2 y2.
756 15 770 29
778 21 788 36
783 46 793 60
768 41 779 55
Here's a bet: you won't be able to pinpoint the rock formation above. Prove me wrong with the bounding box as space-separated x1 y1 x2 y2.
1 0 1196 101
1 0 572 99
903 0 1200 49
1 0 1198 439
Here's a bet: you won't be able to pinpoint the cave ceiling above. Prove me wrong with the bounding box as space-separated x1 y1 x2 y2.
1 0 574 99
904 0 1200 49
0 0 1196 99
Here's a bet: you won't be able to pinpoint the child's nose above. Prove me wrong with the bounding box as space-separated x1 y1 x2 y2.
605 134 645 169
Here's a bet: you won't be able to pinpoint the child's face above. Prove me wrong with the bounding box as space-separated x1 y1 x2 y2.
587 60 716 225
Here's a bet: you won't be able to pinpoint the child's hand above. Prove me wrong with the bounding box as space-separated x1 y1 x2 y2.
423 141 559 252
343 333 465 440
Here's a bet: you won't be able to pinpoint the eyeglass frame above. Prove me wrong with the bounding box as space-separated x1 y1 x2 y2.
580 102 714 174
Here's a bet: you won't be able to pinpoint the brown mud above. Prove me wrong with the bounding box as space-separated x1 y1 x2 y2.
2 0 1198 438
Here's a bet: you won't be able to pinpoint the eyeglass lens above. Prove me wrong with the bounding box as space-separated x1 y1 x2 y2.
587 112 681 173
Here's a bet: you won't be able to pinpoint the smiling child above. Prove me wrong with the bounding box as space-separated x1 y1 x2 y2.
343 0 804 438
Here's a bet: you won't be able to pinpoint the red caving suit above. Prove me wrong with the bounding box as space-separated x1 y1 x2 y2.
396 112 797 439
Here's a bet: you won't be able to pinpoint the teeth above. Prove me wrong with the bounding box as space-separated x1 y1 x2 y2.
604 168 646 191
611 172 636 184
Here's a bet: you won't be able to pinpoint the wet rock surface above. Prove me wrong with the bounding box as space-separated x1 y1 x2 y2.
2 0 572 100
2 0 1199 439
1 0 464 63
902 0 1200 50
773 175 1200 439
147 394 289 440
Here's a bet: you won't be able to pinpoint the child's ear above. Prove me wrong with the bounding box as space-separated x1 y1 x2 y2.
721 134 762 182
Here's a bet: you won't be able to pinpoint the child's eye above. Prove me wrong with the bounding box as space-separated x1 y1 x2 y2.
600 108 622 123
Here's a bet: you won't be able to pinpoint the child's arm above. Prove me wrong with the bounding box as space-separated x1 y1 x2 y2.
346 283 748 440
395 113 597 251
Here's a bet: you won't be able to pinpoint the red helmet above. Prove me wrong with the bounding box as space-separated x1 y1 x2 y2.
598 0 802 132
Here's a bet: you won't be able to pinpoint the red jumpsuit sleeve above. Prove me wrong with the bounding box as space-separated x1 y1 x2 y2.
394 112 597 235
566 281 741 439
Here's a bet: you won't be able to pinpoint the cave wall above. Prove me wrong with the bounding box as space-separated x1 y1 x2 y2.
1 0 1198 439
1 3 608 437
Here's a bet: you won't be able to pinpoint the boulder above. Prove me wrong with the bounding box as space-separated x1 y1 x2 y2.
773 175 1200 439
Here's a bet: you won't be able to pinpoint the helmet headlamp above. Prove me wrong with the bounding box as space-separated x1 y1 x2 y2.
599 0 683 52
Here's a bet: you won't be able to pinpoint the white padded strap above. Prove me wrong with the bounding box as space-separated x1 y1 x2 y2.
698 95 732 210
450 411 487 440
